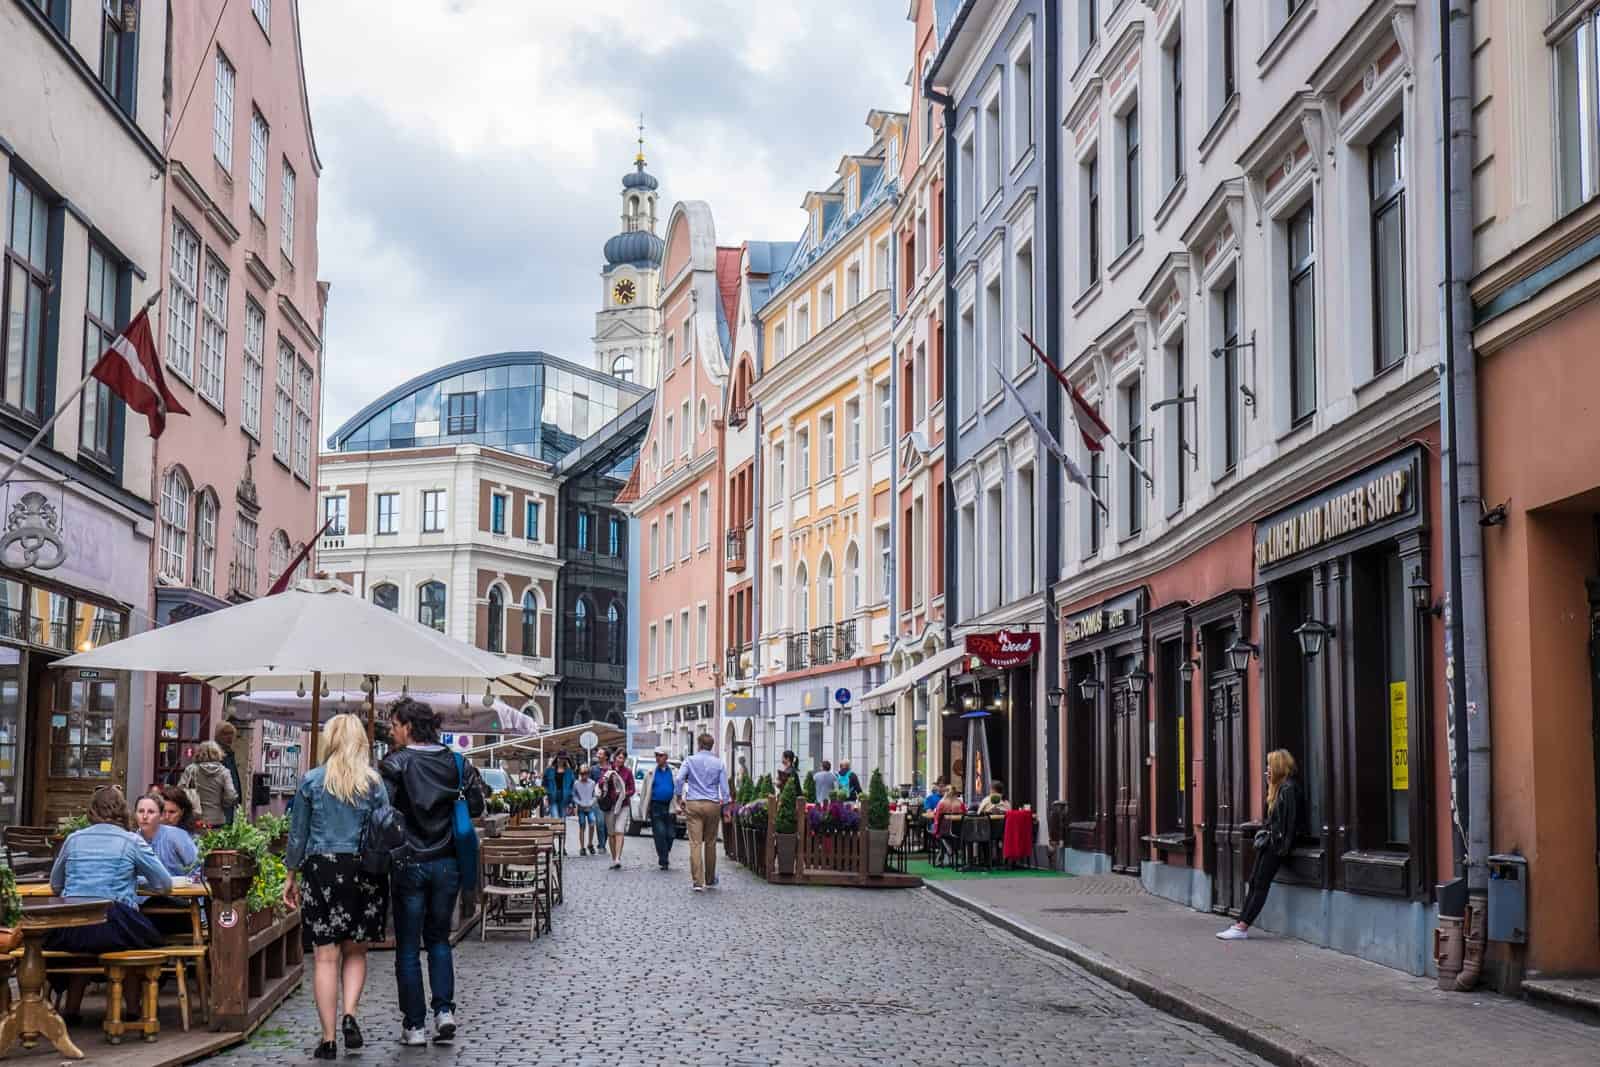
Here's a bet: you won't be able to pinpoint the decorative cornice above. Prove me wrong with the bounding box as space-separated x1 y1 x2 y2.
170 161 241 246
245 252 277 293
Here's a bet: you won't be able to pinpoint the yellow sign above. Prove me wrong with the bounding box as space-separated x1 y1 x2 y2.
1177 717 1186 792
1389 681 1409 791
99 760 112 773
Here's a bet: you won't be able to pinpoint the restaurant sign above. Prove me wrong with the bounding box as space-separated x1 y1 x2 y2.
1254 448 1422 573
964 630 1041 669
1063 589 1144 645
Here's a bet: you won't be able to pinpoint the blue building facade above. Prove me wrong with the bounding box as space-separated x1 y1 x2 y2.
928 0 1062 825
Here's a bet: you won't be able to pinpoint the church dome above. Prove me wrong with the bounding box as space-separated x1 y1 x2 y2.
605 229 665 267
622 166 659 192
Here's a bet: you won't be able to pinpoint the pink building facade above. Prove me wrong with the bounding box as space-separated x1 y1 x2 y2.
153 0 326 786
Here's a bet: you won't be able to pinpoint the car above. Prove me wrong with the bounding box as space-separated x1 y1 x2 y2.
478 766 510 795
626 755 687 838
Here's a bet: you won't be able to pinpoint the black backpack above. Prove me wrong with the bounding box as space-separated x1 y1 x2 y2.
359 790 409 875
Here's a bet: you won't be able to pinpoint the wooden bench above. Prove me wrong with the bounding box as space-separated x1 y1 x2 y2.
99 950 165 1044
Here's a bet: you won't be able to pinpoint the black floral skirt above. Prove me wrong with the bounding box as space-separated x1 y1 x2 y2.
299 853 389 949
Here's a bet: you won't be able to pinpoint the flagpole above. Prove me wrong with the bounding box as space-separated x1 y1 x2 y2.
1021 330 1154 492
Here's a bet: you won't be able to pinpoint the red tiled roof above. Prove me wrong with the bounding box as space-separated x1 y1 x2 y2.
716 245 742 337
613 463 642 506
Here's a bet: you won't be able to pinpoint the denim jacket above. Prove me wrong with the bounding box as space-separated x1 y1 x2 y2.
285 766 388 871
50 823 173 906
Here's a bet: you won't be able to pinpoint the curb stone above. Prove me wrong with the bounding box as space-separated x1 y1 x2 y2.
923 881 1367 1067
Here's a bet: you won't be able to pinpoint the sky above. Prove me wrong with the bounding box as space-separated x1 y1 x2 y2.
298 1 911 436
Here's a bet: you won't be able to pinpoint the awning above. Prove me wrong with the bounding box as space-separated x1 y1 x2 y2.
859 644 970 710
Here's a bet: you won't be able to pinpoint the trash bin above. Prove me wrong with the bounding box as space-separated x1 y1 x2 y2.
1487 853 1527 944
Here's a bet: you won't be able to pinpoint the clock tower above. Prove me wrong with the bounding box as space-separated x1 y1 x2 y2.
594 123 664 387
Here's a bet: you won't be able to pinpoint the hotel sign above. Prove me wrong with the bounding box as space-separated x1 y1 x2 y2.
1255 449 1422 573
1063 589 1144 645
964 629 1041 669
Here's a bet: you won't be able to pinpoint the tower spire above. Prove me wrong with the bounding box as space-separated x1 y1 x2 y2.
635 113 646 168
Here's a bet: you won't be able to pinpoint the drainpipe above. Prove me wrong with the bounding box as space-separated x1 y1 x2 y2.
1439 0 1491 990
1042 0 1062 812
926 82 957 652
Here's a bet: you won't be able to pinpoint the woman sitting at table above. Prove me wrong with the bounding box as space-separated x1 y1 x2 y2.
156 784 199 835
931 786 966 863
977 780 1011 815
134 792 198 876
48 786 172 1017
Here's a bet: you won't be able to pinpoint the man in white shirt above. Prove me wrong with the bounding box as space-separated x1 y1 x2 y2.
674 733 731 892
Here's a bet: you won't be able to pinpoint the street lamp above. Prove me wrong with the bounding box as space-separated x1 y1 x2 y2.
1178 659 1199 684
1407 564 1440 616
1046 686 1066 706
1224 637 1258 673
1124 667 1151 697
1292 618 1336 659
1078 674 1103 702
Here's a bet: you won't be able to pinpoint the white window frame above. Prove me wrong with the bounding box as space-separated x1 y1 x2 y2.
1009 24 1035 167
166 217 200 383
273 337 294 463
957 289 977 419
213 50 235 170
377 491 400 535
248 109 269 217
844 396 862 468
980 76 1003 207
697 487 710 550
242 298 264 438
251 0 270 33
1012 234 1035 376
678 608 690 670
422 489 447 533
680 500 691 562
198 254 228 408
526 498 543 542
280 160 296 261
158 467 192 583
795 426 811 490
818 411 836 480
982 268 1004 401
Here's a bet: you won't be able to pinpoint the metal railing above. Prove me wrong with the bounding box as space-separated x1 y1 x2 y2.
810 624 835 666
725 527 746 570
728 404 750 429
834 618 858 661
725 643 751 682
785 632 810 672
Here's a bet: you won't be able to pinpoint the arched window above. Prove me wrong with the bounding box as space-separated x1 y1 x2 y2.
844 542 861 616
612 354 635 383
606 601 623 665
486 586 504 653
372 583 399 612
418 581 446 632
193 489 218 595
794 561 809 631
818 552 835 623
267 530 291 587
158 467 192 582
521 589 538 656
574 597 592 659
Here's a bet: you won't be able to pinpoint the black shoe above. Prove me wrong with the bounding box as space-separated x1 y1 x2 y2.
314 1040 338 1060
342 1015 363 1050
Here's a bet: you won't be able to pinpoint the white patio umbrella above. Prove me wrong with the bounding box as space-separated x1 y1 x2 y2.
55 578 542 760
231 689 540 736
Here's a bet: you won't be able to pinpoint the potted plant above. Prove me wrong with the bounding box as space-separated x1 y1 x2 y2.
803 770 816 806
245 851 289 935
198 813 265 905
0 866 22 952
254 811 290 855
773 774 800 877
864 769 891 876
51 813 88 857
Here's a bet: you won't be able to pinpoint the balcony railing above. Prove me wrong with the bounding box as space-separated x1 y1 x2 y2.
785 632 810 672
728 403 750 429
810 624 835 666
834 618 858 661
725 527 746 571
725 643 752 682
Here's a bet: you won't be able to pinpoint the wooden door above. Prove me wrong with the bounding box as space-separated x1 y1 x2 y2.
1112 683 1142 874
155 675 211 785
32 669 121 828
1209 674 1247 914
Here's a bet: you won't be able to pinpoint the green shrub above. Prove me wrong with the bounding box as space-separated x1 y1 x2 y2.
755 774 774 798
803 771 816 803
865 768 891 831
774 773 800 835
0 867 20 928
56 813 90 836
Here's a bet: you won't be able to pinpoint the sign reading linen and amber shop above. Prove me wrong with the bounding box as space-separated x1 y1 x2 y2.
1063 589 1144 645
1254 448 1424 575
964 630 1041 669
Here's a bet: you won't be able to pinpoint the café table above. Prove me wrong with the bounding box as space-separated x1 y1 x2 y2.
19 879 210 942
0 896 110 1059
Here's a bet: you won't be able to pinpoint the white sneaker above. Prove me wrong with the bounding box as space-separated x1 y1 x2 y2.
433 1009 456 1043
399 1026 428 1046
1215 926 1249 940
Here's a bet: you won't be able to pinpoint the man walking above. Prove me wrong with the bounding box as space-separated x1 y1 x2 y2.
214 721 244 823
837 759 863 801
675 733 730 892
380 699 486 1046
638 747 676 870
812 760 836 803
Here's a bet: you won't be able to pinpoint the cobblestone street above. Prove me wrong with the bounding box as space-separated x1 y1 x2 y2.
215 833 1266 1066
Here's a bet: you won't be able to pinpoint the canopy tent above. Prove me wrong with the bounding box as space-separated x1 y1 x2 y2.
464 719 625 768
231 690 541 736
859 643 969 710
55 579 543 760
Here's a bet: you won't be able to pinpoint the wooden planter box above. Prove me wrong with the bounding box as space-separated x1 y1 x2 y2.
210 902 303 1033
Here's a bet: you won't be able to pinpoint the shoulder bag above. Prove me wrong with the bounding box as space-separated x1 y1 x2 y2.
359 782 408 876
452 753 480 890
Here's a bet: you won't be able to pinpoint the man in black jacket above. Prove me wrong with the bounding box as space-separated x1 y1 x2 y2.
379 699 485 1047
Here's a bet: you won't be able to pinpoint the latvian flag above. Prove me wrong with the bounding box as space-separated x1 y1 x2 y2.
90 307 189 438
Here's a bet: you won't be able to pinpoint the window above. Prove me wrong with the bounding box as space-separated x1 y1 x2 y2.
1221 280 1240 473
3 175 52 420
875 378 892 449
377 492 398 534
322 495 347 535
251 0 270 32
1013 240 1034 373
81 243 120 462
490 493 507 534
958 303 976 417
649 521 660 573
158 467 192 582
663 414 675 459
793 563 809 630
795 428 811 489
1370 121 1407 372
372 583 399 612
1083 155 1101 286
819 552 836 622
607 601 623 664
248 111 269 216
681 319 692 361
773 443 786 498
696 605 708 665
418 581 446 633
612 353 635 382
844 541 861 616
1558 19 1598 213
678 608 689 669
525 499 543 542
213 51 235 169
1081 0 1099 53
163 216 201 385
523 591 539 657
1287 202 1316 423
1088 451 1105 555
680 501 691 561
820 284 834 328
909 500 925 605
446 392 477 434
608 516 624 557
845 397 861 466
769 566 784 629
983 275 1003 398
846 262 861 306
1168 38 1184 185
796 305 810 347
1124 379 1143 537
875 238 891 290
819 412 835 479
242 299 264 437
1169 341 1188 510
273 338 294 462
199 255 228 406
773 324 787 361
1122 106 1141 247
648 623 658 677
1016 466 1035 594
1222 0 1237 102
233 514 258 595
679 400 690 455
195 494 217 595
984 484 1004 610
266 531 288 590
697 397 708 434
1013 40 1034 161
876 525 892 602
698 488 710 549
280 161 296 260
486 587 504 653
664 511 675 563
294 359 312 478
422 490 447 532
958 503 976 617
99 0 132 110
576 510 594 551
665 334 676 368
982 91 1002 202
958 130 976 231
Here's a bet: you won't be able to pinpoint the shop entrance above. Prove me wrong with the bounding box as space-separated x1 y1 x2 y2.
1206 622 1247 916
29 664 121 828
1111 668 1143 874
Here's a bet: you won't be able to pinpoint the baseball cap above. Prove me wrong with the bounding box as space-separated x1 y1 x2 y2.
653 745 669 755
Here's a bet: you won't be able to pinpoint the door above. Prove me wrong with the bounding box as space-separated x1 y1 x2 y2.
1112 681 1143 873
31 669 121 829
155 675 212 786
0 648 23 827
1588 577 1600 933
1209 673 1247 914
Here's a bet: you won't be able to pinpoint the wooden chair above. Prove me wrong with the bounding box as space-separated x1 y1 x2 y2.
2 825 54 868
500 828 561 906
478 841 544 942
155 946 208 1031
957 813 993 871
99 950 165 1043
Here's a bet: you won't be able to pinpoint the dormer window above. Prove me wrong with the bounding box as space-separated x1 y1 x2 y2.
846 173 858 213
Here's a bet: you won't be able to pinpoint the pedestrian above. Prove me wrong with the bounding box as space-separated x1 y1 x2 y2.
675 733 731 892
776 750 799 791
639 746 676 870
837 759 863 801
812 760 836 803
597 751 632 868
380 698 487 1045
1218 749 1303 941
572 763 600 854
214 720 244 823
285 714 390 1060
178 741 238 828
133 793 197 876
542 755 573 819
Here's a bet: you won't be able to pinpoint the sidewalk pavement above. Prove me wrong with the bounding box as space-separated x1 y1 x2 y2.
926 874 1598 1067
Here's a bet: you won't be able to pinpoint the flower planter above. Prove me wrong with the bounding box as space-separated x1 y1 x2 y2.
722 816 736 859
774 833 798 877
203 849 258 904
246 907 276 937
865 828 889 876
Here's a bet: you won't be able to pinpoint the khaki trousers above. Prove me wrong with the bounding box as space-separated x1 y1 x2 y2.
684 799 722 887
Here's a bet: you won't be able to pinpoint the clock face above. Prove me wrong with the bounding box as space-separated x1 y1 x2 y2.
613 279 637 305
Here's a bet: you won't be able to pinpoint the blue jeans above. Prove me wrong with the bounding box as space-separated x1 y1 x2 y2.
649 799 675 866
392 857 461 1029
576 807 599 835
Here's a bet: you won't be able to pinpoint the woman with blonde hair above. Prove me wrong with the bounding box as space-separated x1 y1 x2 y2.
1218 749 1303 940
284 713 390 1059
178 739 238 827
